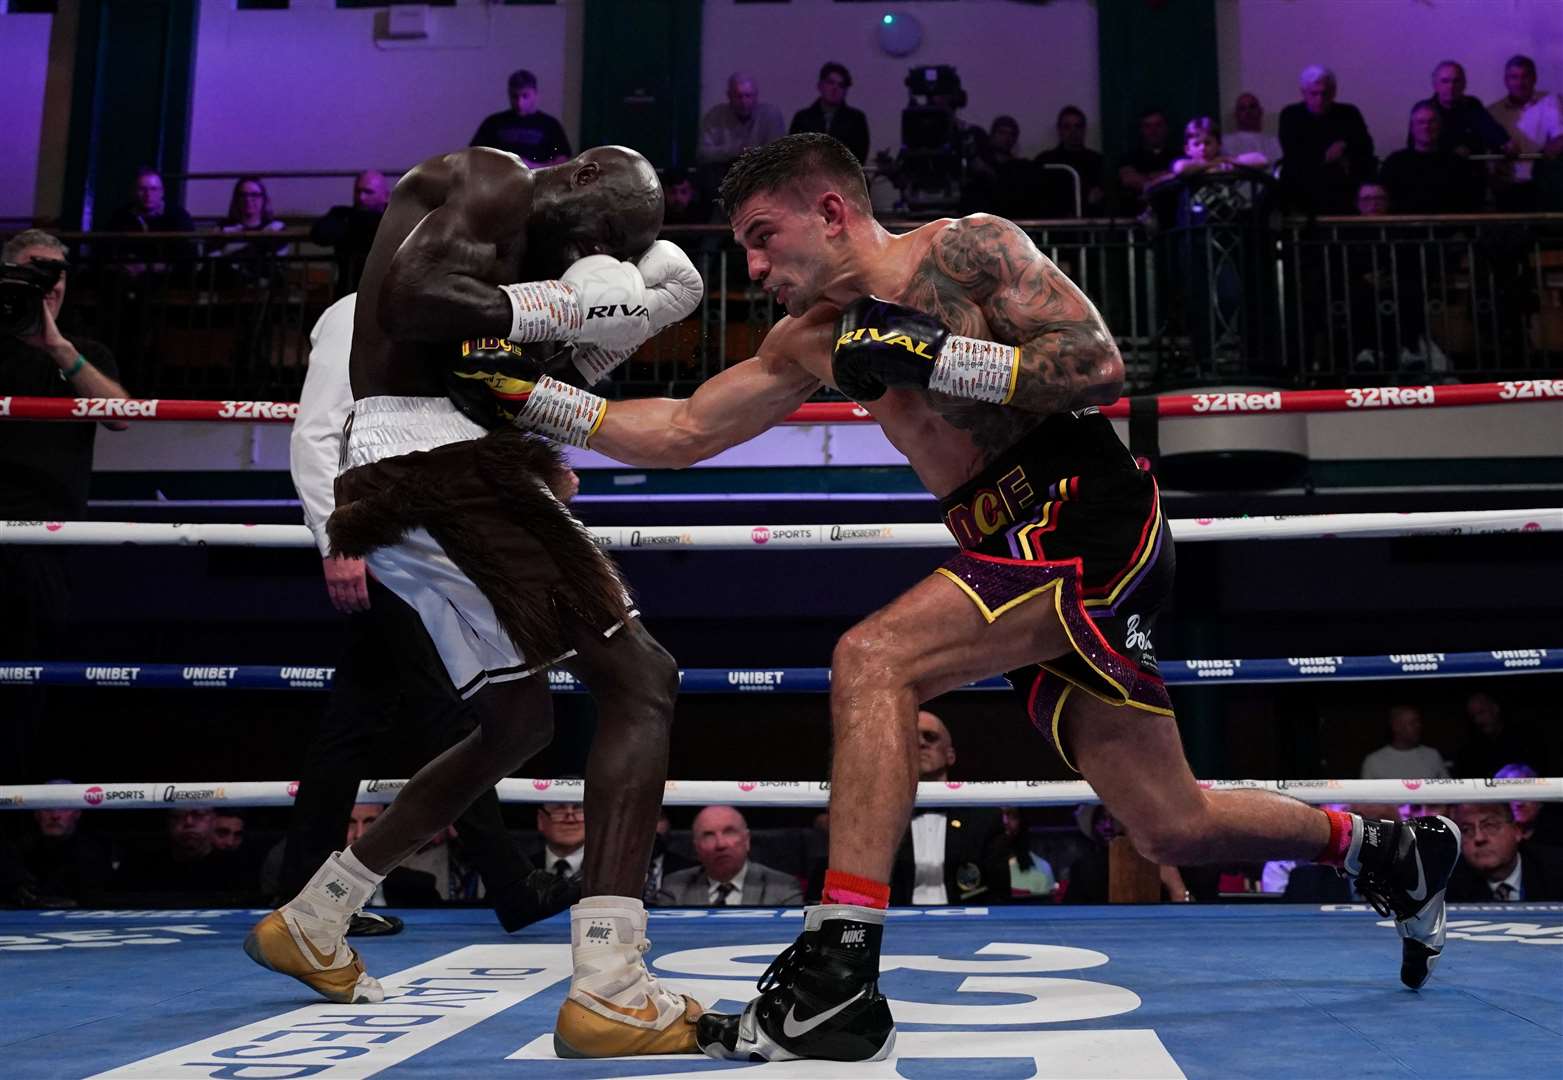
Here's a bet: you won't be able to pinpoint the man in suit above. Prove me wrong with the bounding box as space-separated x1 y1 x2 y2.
1447 801 1563 902
789 62 870 164
654 806 803 907
891 711 1009 905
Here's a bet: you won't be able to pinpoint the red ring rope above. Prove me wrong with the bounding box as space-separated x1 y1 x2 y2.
0 379 1557 426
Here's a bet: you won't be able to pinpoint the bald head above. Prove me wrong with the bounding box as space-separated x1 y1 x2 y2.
916 710 956 781
354 170 389 212
692 804 750 884
728 73 758 122
532 145 664 274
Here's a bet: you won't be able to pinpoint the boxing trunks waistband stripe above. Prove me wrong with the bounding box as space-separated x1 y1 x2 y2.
345 396 488 469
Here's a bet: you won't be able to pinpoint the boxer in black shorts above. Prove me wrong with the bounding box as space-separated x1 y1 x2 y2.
500 133 1462 1064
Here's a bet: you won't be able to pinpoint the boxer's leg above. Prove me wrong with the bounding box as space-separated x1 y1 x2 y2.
551 612 699 1058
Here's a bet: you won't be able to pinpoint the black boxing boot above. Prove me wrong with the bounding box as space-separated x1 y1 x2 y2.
1346 815 1462 990
493 868 581 934
696 904 895 1062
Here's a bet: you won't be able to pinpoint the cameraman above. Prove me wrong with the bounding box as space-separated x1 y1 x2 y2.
0 229 129 783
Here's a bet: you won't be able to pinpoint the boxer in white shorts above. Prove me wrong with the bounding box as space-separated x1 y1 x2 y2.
245 144 705 1059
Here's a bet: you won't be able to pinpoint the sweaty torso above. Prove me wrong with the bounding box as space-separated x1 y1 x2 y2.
349 151 535 399
771 220 1047 498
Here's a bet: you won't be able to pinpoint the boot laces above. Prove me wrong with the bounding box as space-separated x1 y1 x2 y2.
756 937 812 994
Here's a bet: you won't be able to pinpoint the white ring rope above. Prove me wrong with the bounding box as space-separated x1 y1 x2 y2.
0 508 1557 549
2 777 1556 811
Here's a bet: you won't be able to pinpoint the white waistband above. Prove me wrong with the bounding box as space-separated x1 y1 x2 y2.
345 396 487 468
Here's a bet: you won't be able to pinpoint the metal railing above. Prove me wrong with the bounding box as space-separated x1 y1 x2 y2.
9 210 1561 404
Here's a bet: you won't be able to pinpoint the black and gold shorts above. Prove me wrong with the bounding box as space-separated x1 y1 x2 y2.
936 411 1175 769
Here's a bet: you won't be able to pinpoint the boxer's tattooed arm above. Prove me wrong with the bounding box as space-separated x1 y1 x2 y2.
901 215 1124 455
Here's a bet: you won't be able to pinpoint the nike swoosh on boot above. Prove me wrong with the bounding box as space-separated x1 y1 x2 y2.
782 988 868 1039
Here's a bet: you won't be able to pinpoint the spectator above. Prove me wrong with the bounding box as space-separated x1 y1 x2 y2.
654 806 803 906
4 794 114 905
1416 60 1514 159
789 62 869 164
211 812 245 853
1171 117 1269 176
1279 65 1375 213
1360 704 1450 780
1356 180 1391 215
969 115 1041 218
1035 105 1107 216
698 73 786 172
894 710 1009 905
1446 801 1563 902
113 808 256 901
212 176 290 286
309 170 390 297
532 800 586 880
470 68 572 167
1492 763 1545 842
1381 103 1485 214
1223 92 1282 167
1454 691 1530 777
660 167 707 226
1489 54 1563 211
1118 107 1176 206
99 167 196 275
1000 806 1055 899
0 230 129 784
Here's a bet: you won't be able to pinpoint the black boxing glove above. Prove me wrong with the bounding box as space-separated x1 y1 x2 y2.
447 338 607 447
832 295 1020 405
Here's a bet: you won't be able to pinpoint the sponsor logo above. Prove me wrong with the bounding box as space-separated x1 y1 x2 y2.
738 782 757 792
830 525 894 542
749 526 815 543
751 526 770 544
1390 653 1445 673
0 666 43 683
84 786 147 805
1402 780 1423 791
728 670 786 688
364 779 404 794
1287 656 1345 674
1497 379 1563 400
945 781 963 790
1125 614 1152 653
942 465 1035 550
182 665 238 686
840 927 867 945
585 303 649 320
286 781 299 798
628 530 689 547
1490 649 1549 669
279 666 335 687
1190 390 1283 413
216 400 299 420
1276 779 1341 790
783 988 869 1038
1183 659 1241 678
585 923 614 942
533 779 551 791
69 397 159 419
0 396 9 416
162 785 224 803
84 787 104 806
85 665 142 685
1483 776 1548 788
835 326 937 358
582 991 660 1022
0 924 219 952
1344 385 1435 409
547 670 580 688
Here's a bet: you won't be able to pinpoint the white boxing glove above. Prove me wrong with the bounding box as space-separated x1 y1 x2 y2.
569 241 705 385
498 254 649 354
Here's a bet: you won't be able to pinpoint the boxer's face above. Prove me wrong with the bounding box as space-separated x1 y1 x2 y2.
732 187 854 317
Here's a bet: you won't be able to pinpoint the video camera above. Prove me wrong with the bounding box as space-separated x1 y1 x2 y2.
0 258 68 337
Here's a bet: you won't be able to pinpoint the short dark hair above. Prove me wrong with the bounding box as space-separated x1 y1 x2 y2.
1057 105 1086 126
991 115 1019 134
717 132 870 217
508 68 538 94
1139 105 1168 122
819 61 851 88
1506 54 1536 77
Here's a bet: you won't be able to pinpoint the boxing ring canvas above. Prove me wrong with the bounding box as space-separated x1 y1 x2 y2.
3 903 1558 1079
